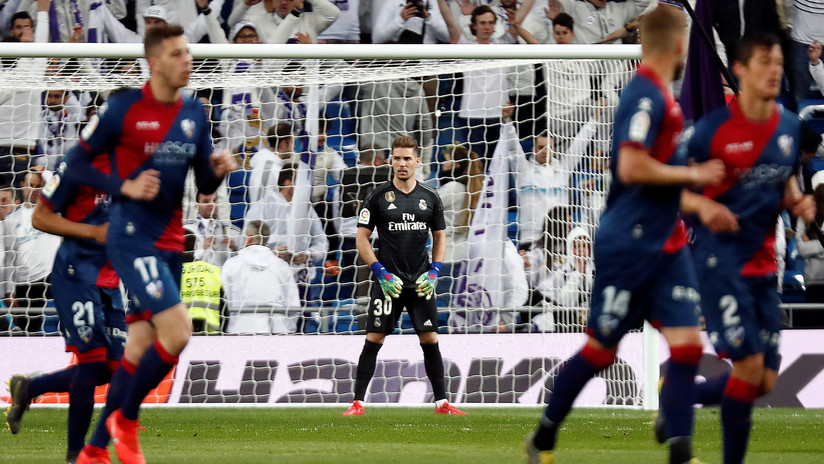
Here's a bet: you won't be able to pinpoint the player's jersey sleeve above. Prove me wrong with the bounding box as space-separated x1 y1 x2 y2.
357 188 379 230
64 95 129 196
685 123 712 164
38 161 75 214
189 98 222 196
613 90 665 158
430 191 446 232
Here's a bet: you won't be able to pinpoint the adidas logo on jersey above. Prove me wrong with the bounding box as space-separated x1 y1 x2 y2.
388 203 397 210
423 320 433 327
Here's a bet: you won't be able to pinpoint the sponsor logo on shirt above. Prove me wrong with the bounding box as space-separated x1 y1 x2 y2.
146 141 197 165
628 110 651 142
389 212 428 231
724 140 754 154
358 208 370 225
136 120 160 131
735 163 793 189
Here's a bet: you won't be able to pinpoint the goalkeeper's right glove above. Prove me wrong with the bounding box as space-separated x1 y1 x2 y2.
371 262 403 299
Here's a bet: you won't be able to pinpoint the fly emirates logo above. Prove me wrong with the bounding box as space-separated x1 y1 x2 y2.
388 212 428 232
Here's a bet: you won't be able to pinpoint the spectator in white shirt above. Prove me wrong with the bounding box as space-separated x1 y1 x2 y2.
440 0 528 170
229 0 341 44
318 0 361 43
222 220 302 334
541 0 652 45
17 0 127 42
183 192 242 268
0 3 48 188
791 0 824 103
372 0 449 44
39 89 81 171
3 169 60 333
436 144 483 264
446 0 535 41
247 123 297 203
244 167 329 304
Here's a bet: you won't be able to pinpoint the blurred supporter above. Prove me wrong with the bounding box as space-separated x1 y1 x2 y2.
274 84 307 139
222 220 301 334
318 0 360 43
311 118 348 204
244 166 329 304
0 2 48 188
39 89 81 171
181 232 226 334
445 0 536 42
2 169 60 333
0 0 24 39
449 240 528 333
810 41 824 96
136 0 216 40
91 2 208 43
504 0 549 139
331 146 390 299
247 123 297 203
576 145 610 235
358 78 435 178
790 0 824 102
513 119 595 248
797 179 824 304
541 0 652 44
17 0 126 42
525 226 593 332
372 0 448 44
229 0 341 44
206 19 278 154
183 192 242 268
440 1 529 169
436 144 482 264
798 126 823 194
0 184 18 220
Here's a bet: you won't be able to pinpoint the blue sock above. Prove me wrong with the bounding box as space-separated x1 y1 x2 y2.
696 372 730 406
533 344 613 451
120 341 177 421
721 377 757 464
89 360 135 449
67 361 106 454
28 366 76 397
661 345 702 440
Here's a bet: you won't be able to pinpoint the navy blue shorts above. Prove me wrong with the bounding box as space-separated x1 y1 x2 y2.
697 263 781 371
52 274 126 360
588 246 701 347
107 242 183 323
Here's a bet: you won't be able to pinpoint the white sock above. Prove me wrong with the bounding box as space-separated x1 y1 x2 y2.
435 399 447 408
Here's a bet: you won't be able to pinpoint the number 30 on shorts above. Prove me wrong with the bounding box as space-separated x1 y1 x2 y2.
373 298 393 316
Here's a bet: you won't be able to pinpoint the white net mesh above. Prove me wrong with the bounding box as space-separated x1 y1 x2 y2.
0 45 652 407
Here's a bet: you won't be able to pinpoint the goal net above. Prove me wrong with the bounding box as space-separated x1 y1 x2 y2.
0 43 658 408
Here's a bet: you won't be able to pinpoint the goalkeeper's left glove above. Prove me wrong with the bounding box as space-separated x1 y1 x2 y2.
415 262 442 300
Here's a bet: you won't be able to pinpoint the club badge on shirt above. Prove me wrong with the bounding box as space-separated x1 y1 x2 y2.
419 199 427 210
385 191 395 202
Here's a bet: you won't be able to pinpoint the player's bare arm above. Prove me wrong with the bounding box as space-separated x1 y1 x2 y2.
32 201 109 244
617 145 726 186
784 177 815 223
681 189 739 233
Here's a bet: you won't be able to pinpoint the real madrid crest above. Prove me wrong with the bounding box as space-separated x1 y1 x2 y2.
181 118 196 139
385 191 395 202
419 199 427 210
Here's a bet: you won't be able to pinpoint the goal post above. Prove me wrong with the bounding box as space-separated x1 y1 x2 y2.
0 43 662 409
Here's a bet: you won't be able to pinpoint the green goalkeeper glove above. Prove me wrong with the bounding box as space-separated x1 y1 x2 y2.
371 262 403 299
415 262 442 300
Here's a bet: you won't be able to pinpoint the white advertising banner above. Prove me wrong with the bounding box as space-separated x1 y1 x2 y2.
2 331 823 408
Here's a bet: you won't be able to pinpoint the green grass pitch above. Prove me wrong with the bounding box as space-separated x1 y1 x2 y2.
2 407 823 463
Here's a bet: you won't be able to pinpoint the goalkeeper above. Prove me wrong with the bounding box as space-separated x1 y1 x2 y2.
342 136 465 416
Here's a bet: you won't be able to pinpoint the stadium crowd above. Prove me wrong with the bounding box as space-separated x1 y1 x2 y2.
0 0 822 335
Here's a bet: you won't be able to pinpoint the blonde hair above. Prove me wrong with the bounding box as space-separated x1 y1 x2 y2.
639 5 687 56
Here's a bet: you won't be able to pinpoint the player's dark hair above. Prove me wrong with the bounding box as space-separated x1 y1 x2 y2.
267 123 293 150
10 11 32 29
553 13 574 32
144 23 185 58
391 136 419 156
536 205 574 261
469 5 495 37
245 220 270 246
278 165 296 187
735 32 781 66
